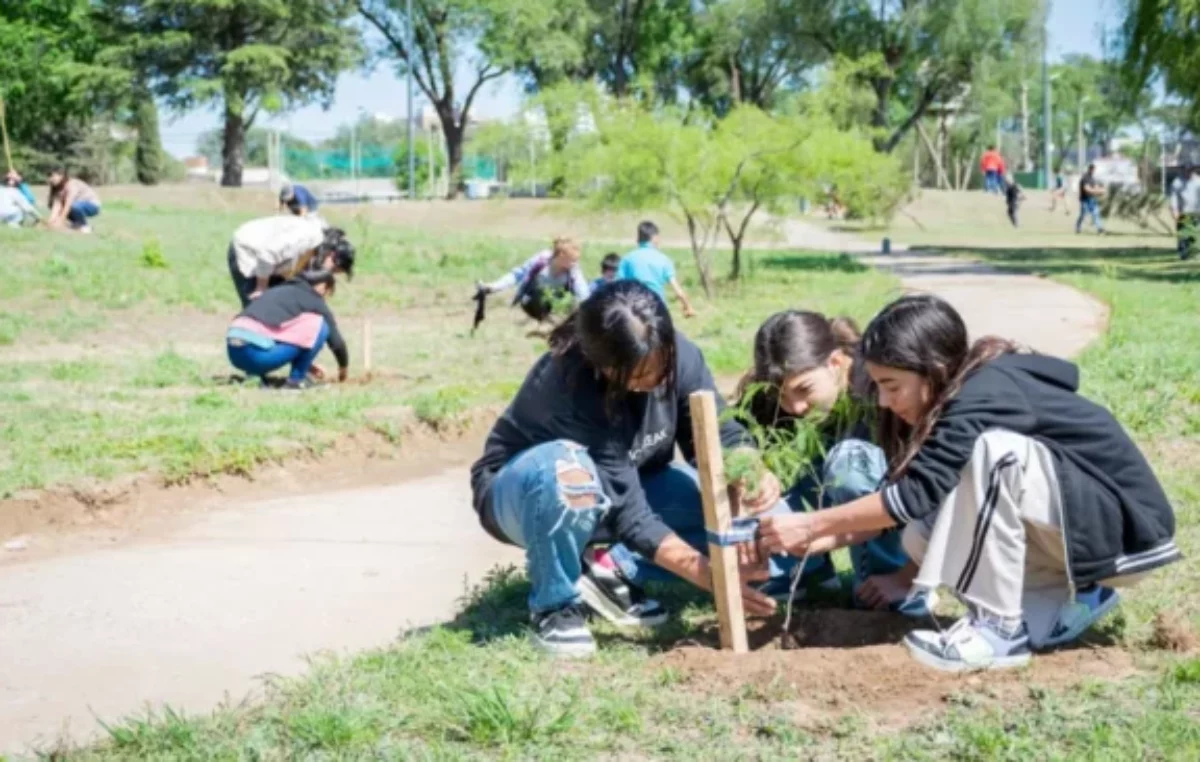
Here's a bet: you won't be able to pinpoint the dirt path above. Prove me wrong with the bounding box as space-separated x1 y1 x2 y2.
0 230 1109 756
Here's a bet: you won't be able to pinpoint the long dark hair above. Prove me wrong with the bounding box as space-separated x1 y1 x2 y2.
861 294 1018 476
548 280 677 414
738 310 861 427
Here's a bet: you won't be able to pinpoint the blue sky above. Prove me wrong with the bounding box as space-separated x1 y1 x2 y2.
160 0 1121 158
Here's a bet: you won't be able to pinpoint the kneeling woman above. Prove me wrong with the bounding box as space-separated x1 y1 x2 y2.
470 281 779 656
760 295 1178 672
739 310 924 612
226 268 349 389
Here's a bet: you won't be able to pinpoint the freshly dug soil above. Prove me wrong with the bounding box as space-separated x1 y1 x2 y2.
1150 611 1199 653
661 609 1135 731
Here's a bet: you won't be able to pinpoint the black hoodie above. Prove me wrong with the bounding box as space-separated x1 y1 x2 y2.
470 334 750 558
881 353 1179 586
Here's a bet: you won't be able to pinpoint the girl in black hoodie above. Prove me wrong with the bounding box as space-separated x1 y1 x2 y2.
760 294 1178 672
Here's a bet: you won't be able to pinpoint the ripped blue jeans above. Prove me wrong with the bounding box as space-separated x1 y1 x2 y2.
488 440 612 613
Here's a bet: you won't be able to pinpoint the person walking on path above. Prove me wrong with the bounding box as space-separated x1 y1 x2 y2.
759 295 1178 673
980 146 1005 194
1048 171 1071 215
45 168 101 233
1170 164 1200 260
1004 175 1024 228
228 216 353 308
616 221 696 317
470 281 779 656
1076 164 1106 235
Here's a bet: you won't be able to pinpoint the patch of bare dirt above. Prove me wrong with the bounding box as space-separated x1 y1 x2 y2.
1150 611 1199 653
660 610 1135 732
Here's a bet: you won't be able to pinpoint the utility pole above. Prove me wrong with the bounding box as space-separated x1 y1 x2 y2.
350 119 358 198
405 0 415 200
1041 4 1052 188
427 125 434 199
1020 82 1031 171
1077 96 1089 173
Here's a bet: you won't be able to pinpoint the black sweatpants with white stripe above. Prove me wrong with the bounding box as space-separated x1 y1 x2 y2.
901 429 1077 645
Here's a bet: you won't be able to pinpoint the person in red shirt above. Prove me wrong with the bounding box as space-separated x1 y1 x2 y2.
980 146 1004 194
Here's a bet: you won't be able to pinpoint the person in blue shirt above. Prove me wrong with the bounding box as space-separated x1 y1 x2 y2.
591 252 621 293
616 221 696 317
279 182 319 217
5 170 36 206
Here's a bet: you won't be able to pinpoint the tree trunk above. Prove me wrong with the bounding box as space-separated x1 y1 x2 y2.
221 100 246 188
684 212 713 298
1020 82 1032 171
916 122 950 189
439 113 463 200
729 53 742 104
870 77 893 151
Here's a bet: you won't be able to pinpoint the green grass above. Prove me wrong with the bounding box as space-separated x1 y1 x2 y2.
53 240 1200 761
0 205 895 496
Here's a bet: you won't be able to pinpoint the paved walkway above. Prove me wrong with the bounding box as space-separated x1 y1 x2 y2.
0 233 1108 755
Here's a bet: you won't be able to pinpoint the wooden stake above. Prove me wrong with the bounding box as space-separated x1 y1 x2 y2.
361 318 373 373
688 390 748 653
0 98 13 173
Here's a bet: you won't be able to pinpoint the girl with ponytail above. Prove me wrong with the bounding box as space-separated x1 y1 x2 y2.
737 310 923 613
758 294 1178 673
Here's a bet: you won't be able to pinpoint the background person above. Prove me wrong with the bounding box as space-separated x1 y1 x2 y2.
0 175 41 228
1004 174 1024 228
592 252 621 292
476 237 590 322
1170 163 1200 260
5 170 37 206
980 146 1005 194
616 220 696 317
1076 163 1106 235
1048 170 1071 215
45 168 101 232
225 267 349 390
759 295 1179 672
278 181 320 217
228 216 351 307
469 281 779 656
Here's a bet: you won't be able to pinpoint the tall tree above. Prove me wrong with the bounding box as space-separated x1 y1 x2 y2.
133 94 164 184
102 0 360 187
0 0 129 176
358 0 512 199
793 0 1040 153
686 0 822 115
1120 0 1200 132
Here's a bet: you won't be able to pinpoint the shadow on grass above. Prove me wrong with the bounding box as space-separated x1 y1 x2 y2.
757 252 869 274
919 245 1200 284
444 563 1125 656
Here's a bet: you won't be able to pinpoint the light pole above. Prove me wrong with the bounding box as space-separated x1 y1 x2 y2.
405 0 415 200
1042 10 1052 189
1077 96 1089 172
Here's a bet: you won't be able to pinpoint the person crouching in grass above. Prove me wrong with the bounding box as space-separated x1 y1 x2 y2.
470 281 780 657
45 167 101 233
225 256 351 389
759 295 1178 672
228 216 354 307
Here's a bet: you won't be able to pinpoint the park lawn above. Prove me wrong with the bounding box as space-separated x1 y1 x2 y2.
0 200 895 497
54 246 1200 759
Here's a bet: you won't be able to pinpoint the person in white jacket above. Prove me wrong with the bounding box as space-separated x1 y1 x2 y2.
227 215 352 307
0 184 40 228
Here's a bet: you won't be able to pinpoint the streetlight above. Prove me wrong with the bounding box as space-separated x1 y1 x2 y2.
1077 96 1090 172
405 0 415 200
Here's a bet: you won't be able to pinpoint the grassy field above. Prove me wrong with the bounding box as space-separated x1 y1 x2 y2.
0 195 894 499
31 198 1200 759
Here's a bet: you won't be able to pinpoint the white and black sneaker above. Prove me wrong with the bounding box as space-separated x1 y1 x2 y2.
578 549 669 628
531 603 596 658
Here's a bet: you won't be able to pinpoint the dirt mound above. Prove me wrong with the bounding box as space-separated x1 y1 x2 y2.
660 611 1134 731
1150 611 1199 653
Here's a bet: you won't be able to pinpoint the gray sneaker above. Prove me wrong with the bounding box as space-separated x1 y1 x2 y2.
531 603 596 658
1041 585 1120 649
905 616 1031 673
